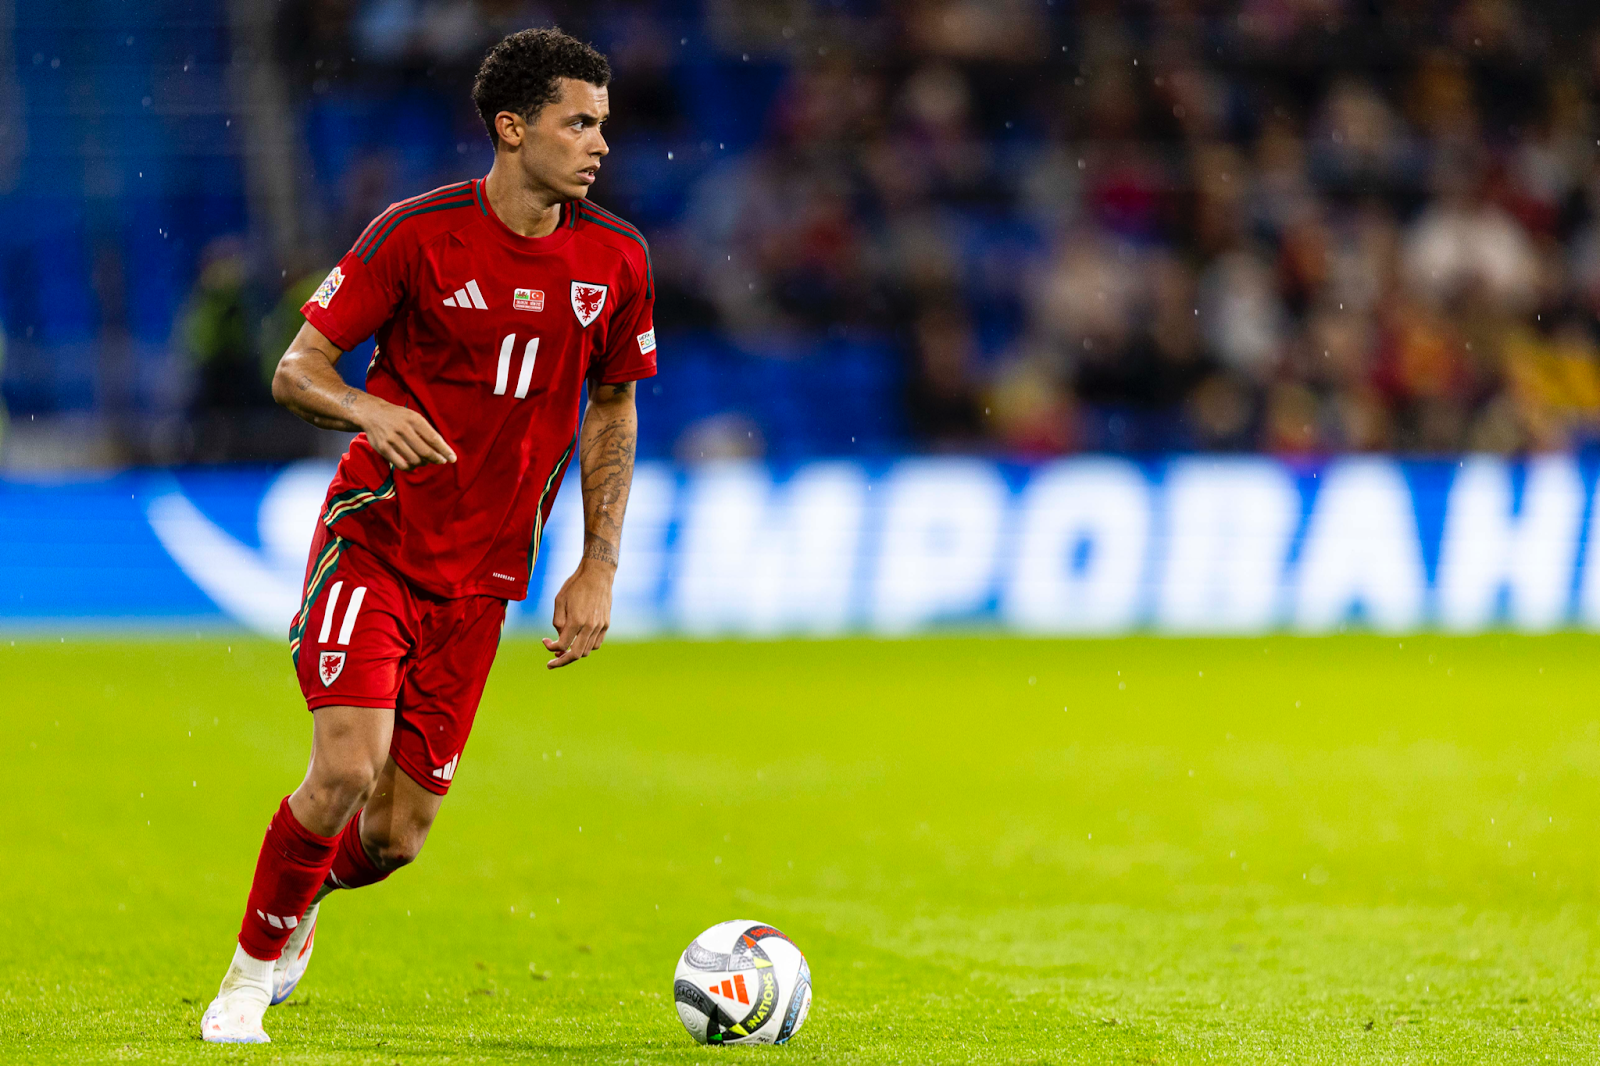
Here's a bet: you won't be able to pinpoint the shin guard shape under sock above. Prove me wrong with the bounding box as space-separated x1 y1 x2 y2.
237 797 339 961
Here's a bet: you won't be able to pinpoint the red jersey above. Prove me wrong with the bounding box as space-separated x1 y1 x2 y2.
300 178 656 600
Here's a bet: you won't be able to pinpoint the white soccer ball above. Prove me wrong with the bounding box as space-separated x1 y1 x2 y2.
672 920 812 1045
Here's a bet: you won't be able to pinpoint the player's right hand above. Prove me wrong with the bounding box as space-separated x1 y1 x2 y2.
361 399 458 470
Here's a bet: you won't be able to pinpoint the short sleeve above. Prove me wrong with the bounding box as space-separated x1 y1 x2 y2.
596 270 657 385
300 214 409 351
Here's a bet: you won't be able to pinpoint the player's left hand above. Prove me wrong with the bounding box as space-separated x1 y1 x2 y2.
544 562 614 668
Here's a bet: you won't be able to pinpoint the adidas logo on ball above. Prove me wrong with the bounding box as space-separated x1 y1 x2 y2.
672 920 811 1046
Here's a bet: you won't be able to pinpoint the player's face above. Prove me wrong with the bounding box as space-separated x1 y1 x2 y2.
515 78 610 201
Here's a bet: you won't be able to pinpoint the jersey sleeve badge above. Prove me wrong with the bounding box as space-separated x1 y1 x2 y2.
571 281 608 326
637 328 656 354
312 266 345 308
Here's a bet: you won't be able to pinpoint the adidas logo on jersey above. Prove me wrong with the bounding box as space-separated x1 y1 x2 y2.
443 279 488 309
432 753 460 782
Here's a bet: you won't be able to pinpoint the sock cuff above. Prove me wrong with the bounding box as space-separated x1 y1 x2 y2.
271 796 340 862
340 809 383 873
325 806 391 891
234 938 281 968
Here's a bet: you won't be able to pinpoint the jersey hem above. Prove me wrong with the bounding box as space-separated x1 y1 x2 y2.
322 519 531 601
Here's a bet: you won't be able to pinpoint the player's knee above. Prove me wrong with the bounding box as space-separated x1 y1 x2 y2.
315 762 381 814
369 827 426 870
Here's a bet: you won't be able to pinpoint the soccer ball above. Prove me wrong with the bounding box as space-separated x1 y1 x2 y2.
672 920 812 1045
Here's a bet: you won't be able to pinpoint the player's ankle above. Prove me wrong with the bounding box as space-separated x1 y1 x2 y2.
225 943 275 993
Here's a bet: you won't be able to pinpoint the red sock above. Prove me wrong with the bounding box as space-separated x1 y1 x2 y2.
237 797 340 961
326 808 390 891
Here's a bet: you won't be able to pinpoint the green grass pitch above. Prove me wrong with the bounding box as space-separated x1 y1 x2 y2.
4 633 1600 1063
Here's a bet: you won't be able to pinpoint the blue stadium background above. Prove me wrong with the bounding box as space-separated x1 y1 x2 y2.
9 0 1600 634
0 0 906 462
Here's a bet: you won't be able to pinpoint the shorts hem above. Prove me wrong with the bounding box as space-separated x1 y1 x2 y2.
391 748 451 795
304 694 398 711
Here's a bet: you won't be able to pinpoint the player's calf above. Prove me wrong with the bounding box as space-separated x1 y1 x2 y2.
365 819 429 870
322 806 394 891
346 756 447 874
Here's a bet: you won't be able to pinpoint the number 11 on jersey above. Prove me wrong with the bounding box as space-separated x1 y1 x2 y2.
494 334 540 398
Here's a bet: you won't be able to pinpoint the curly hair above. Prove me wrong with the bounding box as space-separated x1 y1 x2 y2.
472 28 611 146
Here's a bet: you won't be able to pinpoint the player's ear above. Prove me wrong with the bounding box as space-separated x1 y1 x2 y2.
494 110 525 149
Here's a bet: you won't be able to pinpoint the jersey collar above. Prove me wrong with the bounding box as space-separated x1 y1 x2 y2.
475 177 579 253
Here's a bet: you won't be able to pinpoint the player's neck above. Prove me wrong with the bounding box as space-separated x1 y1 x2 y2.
483 164 564 239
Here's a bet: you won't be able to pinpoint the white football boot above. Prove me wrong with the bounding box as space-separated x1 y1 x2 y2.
200 945 274 1043
271 901 320 1005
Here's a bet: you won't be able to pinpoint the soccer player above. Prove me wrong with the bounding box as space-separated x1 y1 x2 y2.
200 29 655 1043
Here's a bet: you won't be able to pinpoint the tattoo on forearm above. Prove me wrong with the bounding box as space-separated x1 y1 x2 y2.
339 389 357 410
579 393 637 568
583 532 620 567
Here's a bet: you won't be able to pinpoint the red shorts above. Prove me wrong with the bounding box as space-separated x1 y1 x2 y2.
289 524 506 795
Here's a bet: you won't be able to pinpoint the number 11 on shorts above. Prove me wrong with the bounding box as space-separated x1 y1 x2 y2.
319 581 368 646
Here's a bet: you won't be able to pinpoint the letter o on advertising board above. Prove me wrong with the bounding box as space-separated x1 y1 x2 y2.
1002 458 1151 633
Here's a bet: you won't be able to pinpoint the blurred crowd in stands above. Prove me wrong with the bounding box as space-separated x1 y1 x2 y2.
16 0 1600 461
264 0 1600 457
